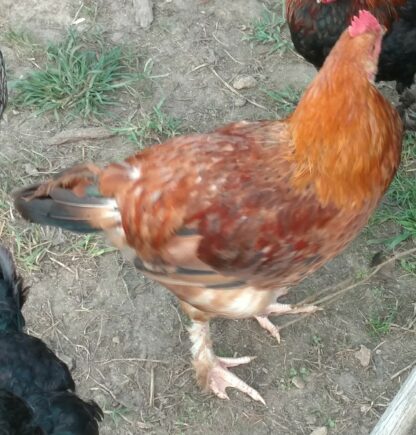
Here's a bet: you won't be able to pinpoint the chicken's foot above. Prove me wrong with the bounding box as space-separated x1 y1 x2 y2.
188 320 265 404
255 302 320 343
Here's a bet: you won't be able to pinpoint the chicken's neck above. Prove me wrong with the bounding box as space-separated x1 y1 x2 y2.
287 60 401 210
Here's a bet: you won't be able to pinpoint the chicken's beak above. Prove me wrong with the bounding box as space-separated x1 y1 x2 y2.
381 25 387 35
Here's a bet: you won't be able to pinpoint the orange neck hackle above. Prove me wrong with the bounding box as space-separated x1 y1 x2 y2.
287 23 402 210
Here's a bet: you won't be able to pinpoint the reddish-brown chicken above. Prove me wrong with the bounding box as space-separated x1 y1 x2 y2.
14 11 402 404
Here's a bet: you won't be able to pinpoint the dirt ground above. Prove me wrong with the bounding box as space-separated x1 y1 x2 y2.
1 1 416 434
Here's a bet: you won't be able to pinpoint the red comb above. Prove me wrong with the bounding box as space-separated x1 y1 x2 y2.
348 10 381 37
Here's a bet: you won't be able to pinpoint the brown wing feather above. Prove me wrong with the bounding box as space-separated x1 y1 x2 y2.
103 120 374 294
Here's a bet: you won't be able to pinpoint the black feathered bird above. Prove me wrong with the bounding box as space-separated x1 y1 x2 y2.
0 389 41 435
286 0 416 128
0 247 103 434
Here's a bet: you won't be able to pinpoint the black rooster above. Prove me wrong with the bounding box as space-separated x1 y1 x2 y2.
0 247 103 434
0 389 41 435
286 0 416 128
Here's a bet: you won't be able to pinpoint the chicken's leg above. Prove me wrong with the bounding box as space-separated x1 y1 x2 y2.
255 302 320 343
187 320 265 404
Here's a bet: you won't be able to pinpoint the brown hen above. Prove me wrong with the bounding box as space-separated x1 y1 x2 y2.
14 11 402 403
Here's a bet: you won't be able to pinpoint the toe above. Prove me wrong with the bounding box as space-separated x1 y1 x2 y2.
210 366 266 405
255 316 281 343
217 356 256 367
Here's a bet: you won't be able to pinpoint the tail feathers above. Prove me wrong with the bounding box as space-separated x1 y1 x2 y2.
29 392 103 435
0 247 27 332
14 183 120 234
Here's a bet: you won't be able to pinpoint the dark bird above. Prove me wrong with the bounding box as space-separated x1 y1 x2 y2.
0 389 41 435
286 0 416 128
14 12 402 403
0 247 103 434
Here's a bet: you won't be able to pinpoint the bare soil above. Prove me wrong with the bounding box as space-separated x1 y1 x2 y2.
1 1 415 434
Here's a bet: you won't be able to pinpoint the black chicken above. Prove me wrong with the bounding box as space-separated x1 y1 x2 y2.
0 389 41 435
286 0 416 128
0 247 103 434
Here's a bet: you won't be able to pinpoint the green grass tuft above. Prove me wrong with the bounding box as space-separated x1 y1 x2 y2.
264 85 302 115
3 29 39 52
368 307 397 337
373 132 416 248
113 100 182 147
13 28 140 119
246 4 292 54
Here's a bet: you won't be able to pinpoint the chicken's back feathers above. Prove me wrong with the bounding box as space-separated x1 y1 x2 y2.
0 247 74 397
29 392 103 435
0 333 75 398
0 246 103 434
377 0 416 91
14 17 402 318
0 247 28 332
0 335 103 435
14 124 355 291
0 389 42 435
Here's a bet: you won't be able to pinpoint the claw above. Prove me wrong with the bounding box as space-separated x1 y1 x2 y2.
255 316 281 343
188 320 266 404
255 303 321 343
217 356 256 367
209 357 266 405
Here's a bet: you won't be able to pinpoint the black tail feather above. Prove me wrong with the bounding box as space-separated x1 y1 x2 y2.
14 184 116 234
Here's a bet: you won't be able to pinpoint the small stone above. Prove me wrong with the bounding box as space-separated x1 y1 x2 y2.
112 336 120 344
355 345 372 367
360 404 371 414
23 163 39 176
232 75 257 90
133 0 153 28
310 427 328 435
291 376 305 389
305 414 317 425
234 97 246 107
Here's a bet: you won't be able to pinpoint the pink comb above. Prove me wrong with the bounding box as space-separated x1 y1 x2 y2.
348 10 381 37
